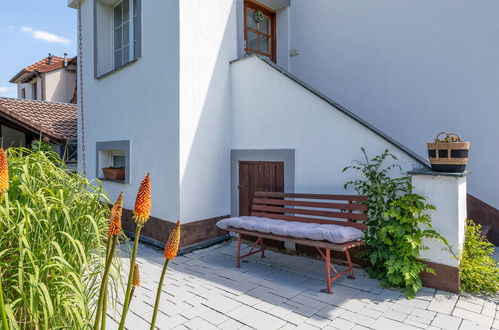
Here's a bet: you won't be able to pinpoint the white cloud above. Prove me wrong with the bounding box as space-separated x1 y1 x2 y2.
0 86 15 95
20 26 71 45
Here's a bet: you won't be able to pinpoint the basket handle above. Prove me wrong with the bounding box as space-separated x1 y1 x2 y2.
434 132 461 161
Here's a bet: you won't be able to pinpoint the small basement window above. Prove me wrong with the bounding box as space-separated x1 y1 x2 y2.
96 140 130 183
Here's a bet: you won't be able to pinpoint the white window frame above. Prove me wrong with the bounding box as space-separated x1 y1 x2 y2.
112 0 134 69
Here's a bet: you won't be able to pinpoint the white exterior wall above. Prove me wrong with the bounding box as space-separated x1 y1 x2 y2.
77 0 180 220
287 0 499 209
44 68 76 103
178 0 238 222
17 81 40 101
231 56 422 195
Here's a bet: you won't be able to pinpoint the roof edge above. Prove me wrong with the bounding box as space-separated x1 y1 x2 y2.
231 55 430 168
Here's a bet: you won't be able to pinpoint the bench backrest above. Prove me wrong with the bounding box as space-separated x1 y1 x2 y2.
251 192 368 230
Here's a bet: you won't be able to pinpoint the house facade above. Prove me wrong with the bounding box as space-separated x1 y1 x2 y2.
10 54 77 104
69 0 497 247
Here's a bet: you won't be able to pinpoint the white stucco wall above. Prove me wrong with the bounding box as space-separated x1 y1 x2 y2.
287 0 499 209
77 0 180 221
231 56 423 195
44 67 76 103
412 173 467 268
179 0 238 222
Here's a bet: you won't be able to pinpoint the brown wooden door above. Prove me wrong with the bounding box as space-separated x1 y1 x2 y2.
244 0 276 62
238 161 284 216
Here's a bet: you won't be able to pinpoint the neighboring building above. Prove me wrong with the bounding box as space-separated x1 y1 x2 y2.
10 54 77 104
69 0 498 252
0 97 77 163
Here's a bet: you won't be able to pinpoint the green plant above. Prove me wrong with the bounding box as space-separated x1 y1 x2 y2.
0 147 121 329
150 221 180 330
118 173 151 330
344 148 446 298
460 219 499 294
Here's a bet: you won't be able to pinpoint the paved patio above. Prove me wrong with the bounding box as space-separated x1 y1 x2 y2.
107 240 498 330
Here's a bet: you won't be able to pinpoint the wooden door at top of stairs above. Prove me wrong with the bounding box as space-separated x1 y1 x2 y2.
238 161 284 217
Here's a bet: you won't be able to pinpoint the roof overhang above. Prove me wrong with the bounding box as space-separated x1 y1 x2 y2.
68 0 81 9
0 104 67 144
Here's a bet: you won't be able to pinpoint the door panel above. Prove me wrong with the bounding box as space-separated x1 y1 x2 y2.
238 161 285 249
238 161 284 216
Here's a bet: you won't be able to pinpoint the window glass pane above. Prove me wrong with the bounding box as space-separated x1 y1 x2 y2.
113 155 125 168
123 0 129 19
123 45 130 63
113 3 122 26
260 16 269 34
246 9 257 30
114 26 122 51
123 21 130 47
247 30 258 50
260 35 270 54
114 49 123 67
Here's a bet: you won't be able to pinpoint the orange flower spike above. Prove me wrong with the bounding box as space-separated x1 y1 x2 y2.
108 192 124 237
133 173 151 227
132 263 140 287
164 221 181 260
0 149 9 194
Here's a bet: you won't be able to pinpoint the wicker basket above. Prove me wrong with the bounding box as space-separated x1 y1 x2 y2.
427 132 470 173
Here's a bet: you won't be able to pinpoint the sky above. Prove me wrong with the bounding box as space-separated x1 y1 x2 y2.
0 1 76 98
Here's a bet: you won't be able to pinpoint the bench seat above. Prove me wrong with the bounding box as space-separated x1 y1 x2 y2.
220 191 369 294
217 216 364 245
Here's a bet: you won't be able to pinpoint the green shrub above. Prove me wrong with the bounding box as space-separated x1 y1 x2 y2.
344 148 446 298
460 219 499 294
0 148 120 329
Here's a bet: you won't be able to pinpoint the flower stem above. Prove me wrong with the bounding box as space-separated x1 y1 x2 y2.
93 236 117 330
118 226 142 330
150 259 170 330
100 287 108 330
0 270 9 330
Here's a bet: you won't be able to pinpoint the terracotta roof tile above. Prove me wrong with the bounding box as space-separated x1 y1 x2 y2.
0 97 76 142
10 55 76 83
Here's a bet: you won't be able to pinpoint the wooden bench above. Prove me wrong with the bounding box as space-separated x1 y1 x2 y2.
229 191 368 294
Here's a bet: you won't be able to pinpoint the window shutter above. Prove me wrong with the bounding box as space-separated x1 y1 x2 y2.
133 0 142 59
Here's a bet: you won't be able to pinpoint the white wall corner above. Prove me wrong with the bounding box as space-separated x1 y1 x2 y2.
409 170 469 268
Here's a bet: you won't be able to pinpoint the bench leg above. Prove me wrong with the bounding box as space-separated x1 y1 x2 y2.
325 248 332 294
236 233 242 268
345 248 355 279
259 238 265 258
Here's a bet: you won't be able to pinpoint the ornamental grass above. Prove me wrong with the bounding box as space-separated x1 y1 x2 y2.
0 147 121 329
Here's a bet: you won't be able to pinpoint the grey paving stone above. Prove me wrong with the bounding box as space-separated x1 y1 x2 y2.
431 313 462 330
107 242 496 330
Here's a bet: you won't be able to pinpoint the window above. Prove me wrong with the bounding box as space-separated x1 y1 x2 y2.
20 88 26 99
244 1 276 62
96 140 131 184
32 81 38 100
111 151 125 168
94 0 141 77
113 0 132 68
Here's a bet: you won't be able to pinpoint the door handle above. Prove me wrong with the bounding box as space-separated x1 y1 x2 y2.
238 185 245 189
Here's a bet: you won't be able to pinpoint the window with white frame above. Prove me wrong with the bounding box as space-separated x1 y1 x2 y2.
94 0 141 77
